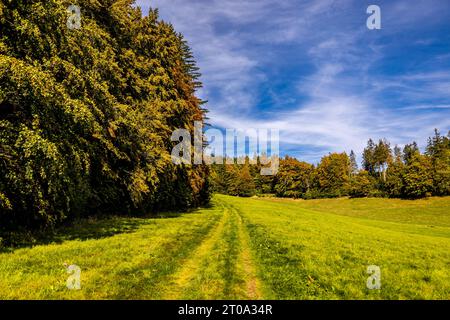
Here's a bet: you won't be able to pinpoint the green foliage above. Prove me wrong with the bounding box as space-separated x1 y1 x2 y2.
385 133 449 199
403 142 420 165
385 161 405 198
234 164 256 197
402 154 434 199
348 170 374 198
362 138 376 174
313 152 350 197
210 162 256 197
426 129 450 196
0 0 209 235
274 156 313 198
210 130 450 200
363 138 391 180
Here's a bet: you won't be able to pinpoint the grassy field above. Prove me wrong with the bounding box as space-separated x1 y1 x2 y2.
0 195 449 299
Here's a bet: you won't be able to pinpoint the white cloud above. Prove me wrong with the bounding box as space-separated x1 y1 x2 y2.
135 0 450 162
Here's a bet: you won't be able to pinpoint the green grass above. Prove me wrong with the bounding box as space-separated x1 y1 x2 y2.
231 195 450 299
0 195 449 299
263 196 450 227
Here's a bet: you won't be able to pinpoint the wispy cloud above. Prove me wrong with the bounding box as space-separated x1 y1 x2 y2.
136 0 450 162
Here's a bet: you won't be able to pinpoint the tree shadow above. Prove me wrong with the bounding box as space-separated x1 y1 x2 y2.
0 205 211 253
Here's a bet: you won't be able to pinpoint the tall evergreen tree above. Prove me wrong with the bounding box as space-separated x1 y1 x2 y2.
0 1 210 235
349 150 358 176
363 139 376 174
374 139 392 182
425 129 450 195
403 142 420 165
393 145 403 163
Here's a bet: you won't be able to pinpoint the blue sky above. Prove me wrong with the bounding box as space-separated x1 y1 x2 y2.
136 0 450 163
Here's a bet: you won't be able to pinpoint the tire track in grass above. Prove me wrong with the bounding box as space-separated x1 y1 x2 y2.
221 204 241 298
186 201 253 299
221 201 263 299
235 210 263 300
162 202 230 299
165 199 260 299
163 198 263 300
110 210 223 299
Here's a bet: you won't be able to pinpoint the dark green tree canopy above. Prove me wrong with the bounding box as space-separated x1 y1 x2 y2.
0 0 209 235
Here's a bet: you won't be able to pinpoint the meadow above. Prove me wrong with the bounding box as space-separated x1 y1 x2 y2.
0 195 449 299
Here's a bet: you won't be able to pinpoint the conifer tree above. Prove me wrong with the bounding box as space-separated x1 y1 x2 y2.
403 142 420 165
349 150 358 176
363 139 376 174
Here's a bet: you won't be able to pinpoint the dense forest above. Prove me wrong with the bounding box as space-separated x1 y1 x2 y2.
210 129 450 200
0 0 209 238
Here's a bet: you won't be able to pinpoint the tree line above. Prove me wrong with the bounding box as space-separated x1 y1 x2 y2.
210 129 450 199
0 1 209 240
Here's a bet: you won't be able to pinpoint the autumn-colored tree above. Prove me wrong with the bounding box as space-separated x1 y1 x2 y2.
385 160 405 198
314 153 350 197
0 1 209 236
348 170 374 198
403 154 434 198
209 132 449 200
274 156 313 198
426 129 450 196
403 142 420 165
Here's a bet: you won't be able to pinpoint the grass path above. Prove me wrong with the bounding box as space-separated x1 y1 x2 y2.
0 205 224 299
162 202 230 299
0 197 264 299
236 212 263 300
0 195 449 299
163 200 262 299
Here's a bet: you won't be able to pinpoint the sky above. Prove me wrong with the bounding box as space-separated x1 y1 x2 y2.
135 0 450 163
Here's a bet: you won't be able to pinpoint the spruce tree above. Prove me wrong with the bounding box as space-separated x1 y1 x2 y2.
349 150 358 176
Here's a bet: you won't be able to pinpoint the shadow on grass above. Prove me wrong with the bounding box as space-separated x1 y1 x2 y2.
0 203 215 253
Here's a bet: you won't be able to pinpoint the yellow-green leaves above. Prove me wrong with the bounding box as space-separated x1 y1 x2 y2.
0 0 209 237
